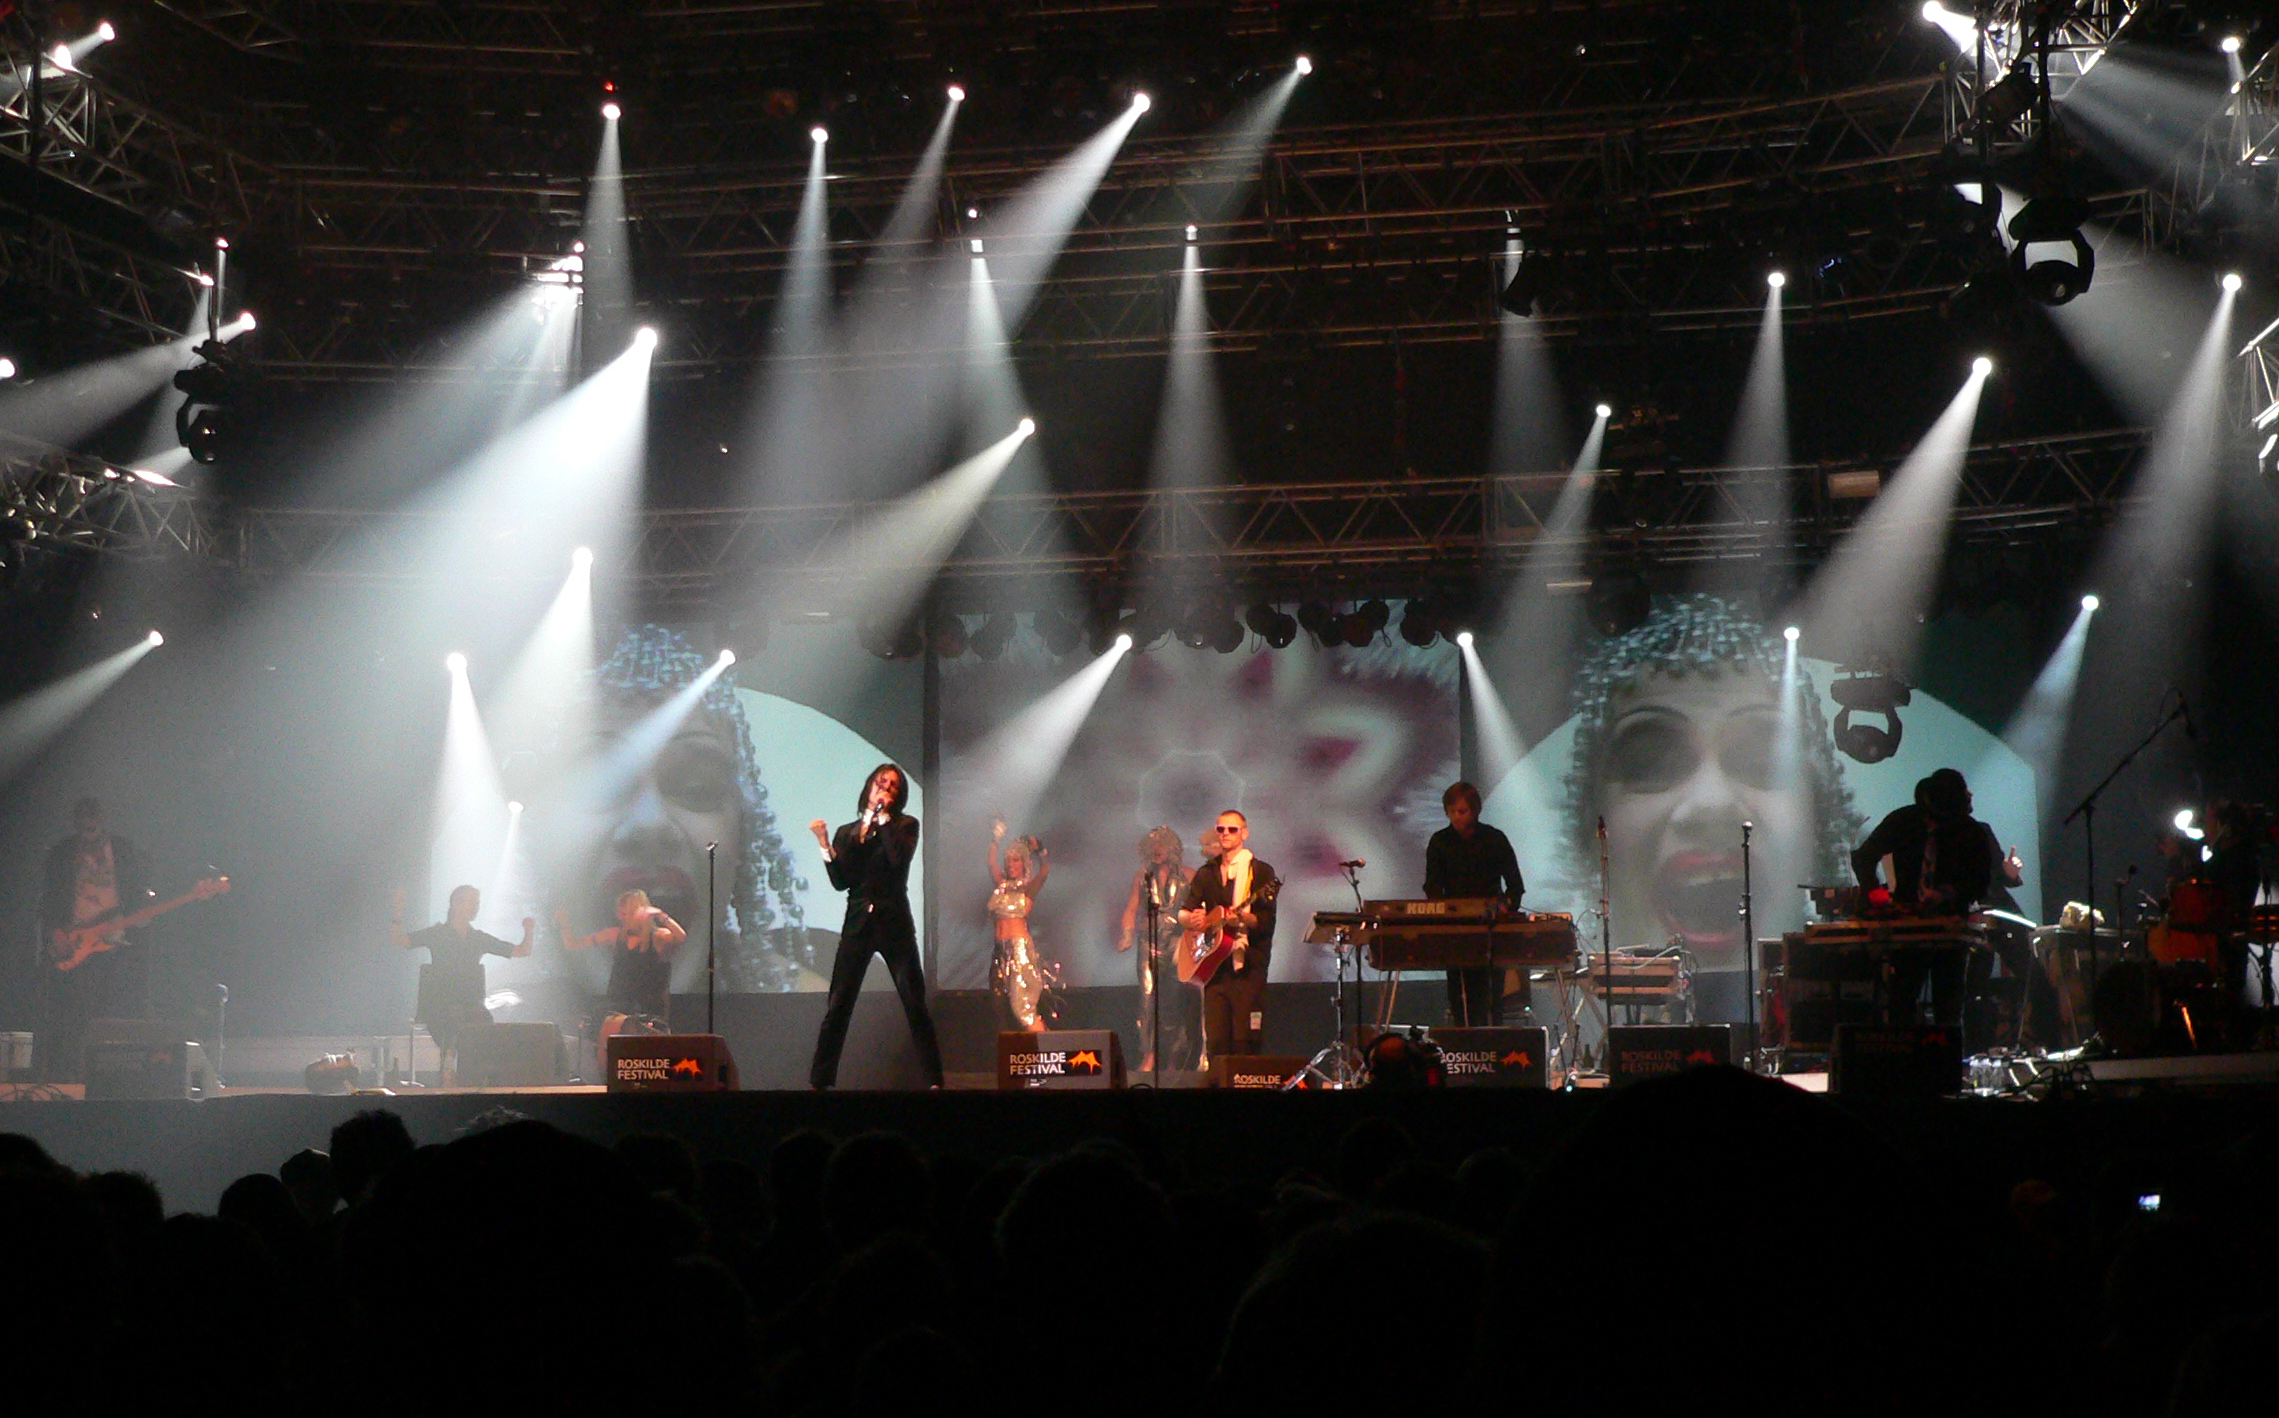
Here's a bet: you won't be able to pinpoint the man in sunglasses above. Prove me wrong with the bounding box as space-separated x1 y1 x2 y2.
1178 810 1281 1067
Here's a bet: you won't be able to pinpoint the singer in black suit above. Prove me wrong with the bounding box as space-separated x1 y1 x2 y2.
1178 810 1280 1063
806 763 943 1089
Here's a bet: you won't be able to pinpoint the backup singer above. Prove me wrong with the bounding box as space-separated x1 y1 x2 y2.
1852 767 1995 1026
1424 781 1526 1026
1178 810 1280 1063
395 885 534 1061
988 820 1055 1031
807 764 943 1089
1118 826 1196 1071
558 888 685 1022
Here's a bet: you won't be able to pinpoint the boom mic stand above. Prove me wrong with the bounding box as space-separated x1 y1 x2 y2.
706 842 717 1037
1741 822 1758 1073
2062 697 2186 997
1289 861 1370 1089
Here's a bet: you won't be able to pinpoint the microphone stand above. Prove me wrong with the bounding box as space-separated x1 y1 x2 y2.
1599 817 1613 1072
1146 872 1162 1089
2061 699 2186 998
705 842 717 1037
1740 823 1757 1073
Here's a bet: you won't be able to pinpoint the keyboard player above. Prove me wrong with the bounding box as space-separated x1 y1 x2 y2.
1424 781 1527 1026
1851 768 1995 1026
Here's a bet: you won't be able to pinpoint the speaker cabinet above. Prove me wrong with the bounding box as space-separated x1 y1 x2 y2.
1209 1054 1310 1090
1831 1023 1962 1099
998 1030 1125 1089
605 1033 738 1092
1433 1026 1550 1088
454 1021 564 1087
1606 1025 1734 1086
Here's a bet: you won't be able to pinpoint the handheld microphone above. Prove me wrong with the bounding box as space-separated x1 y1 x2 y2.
1337 858 1367 870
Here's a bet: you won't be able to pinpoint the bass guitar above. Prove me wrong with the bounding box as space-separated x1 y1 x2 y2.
50 875 231 972
1176 875 1281 987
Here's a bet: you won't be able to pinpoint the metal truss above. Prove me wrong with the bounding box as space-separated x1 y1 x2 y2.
48 427 2147 607
0 446 200 568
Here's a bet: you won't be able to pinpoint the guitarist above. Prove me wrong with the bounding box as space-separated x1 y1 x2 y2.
37 797 149 1081
1178 811 1281 1065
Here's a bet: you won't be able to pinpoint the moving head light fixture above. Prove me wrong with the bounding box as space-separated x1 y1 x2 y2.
1830 665 1913 764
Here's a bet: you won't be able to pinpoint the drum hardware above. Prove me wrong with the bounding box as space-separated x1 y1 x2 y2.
2062 691 2192 1002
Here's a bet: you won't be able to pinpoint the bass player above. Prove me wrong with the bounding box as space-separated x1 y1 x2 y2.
38 797 151 1081
1177 810 1281 1066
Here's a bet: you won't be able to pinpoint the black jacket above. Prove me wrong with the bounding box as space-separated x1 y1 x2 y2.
1178 854 1280 973
826 814 920 942
1852 805 1993 911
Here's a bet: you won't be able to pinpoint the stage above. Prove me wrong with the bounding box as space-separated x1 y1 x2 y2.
2 1070 2271 1214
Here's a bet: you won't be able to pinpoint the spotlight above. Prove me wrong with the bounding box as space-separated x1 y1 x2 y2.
1296 55 1313 76
445 652 468 674
2223 272 2243 293
1132 92 1151 112
2007 196 2094 305
633 326 658 348
508 801 523 814
1972 355 1994 377
1830 667 1912 764
50 43 71 69
572 546 593 569
215 236 229 251
145 630 163 647
810 125 828 144
1784 625 1801 642
98 21 116 42
966 206 980 220
2082 593 2100 611
717 648 737 666
2174 808 2198 832
1768 270 1787 289
572 240 586 254
1246 603 1300 649
0 358 13 380
927 613 969 659
970 237 985 254
1038 608 1083 657
195 272 215 288
1114 632 1134 651
970 613 1016 661
947 83 967 102
1455 630 1475 649
1397 600 1438 647
1017 416 1036 437
238 311 256 332
2221 36 2242 54
1185 224 1198 242
1594 403 1612 419
602 101 622 120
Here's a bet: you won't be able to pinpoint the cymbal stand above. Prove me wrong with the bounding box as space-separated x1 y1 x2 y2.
1741 821 1759 1073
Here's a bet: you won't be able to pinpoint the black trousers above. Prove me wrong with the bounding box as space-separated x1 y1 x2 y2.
1202 957 1269 1059
809 924 943 1089
1446 968 1503 1027
1887 948 1966 1027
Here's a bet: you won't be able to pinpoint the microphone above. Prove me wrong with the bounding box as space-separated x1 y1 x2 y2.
1337 858 1367 870
2177 689 2199 741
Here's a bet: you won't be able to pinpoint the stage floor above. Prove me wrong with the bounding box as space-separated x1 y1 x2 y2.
4 1068 2274 1214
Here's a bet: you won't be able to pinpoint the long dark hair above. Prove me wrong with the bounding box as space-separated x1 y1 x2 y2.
857 762 910 816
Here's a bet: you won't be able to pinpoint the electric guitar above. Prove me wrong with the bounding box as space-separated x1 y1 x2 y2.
1176 875 1281 987
50 876 231 972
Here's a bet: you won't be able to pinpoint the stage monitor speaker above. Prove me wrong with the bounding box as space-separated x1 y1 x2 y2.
998 1030 1125 1089
1831 1023 1962 1099
1210 1054 1310 1090
606 1033 738 1092
1432 1026 1549 1088
455 1022 564 1088
84 1019 213 1099
1606 1025 1734 1086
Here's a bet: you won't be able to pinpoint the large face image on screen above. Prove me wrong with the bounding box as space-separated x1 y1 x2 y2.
939 624 1460 988
1484 595 2042 995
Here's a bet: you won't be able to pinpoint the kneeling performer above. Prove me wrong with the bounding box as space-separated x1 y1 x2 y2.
1178 810 1280 1064
807 763 943 1090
